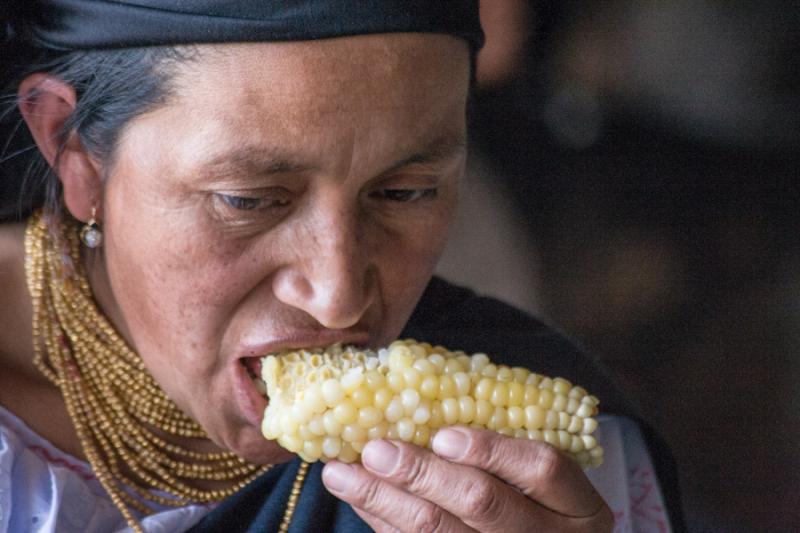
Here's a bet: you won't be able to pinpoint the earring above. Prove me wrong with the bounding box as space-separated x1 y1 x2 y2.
80 206 103 248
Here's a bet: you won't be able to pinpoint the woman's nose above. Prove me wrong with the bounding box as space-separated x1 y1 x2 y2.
272 220 375 330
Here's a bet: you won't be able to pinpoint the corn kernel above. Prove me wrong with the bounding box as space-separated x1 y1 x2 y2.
341 369 365 394
538 388 554 409
322 411 343 437
367 421 389 440
387 371 405 393
402 367 422 390
358 406 383 429
441 398 460 425
507 406 525 429
496 367 514 382
453 372 471 397
438 375 456 400
385 397 404 423
475 399 493 425
524 405 545 430
458 396 476 424
413 425 431 447
508 381 524 407
374 387 393 411
365 370 386 391
429 402 444 428
322 436 342 458
401 388 421 414
420 375 439 400
322 379 344 407
342 424 367 443
489 406 507 430
412 403 431 425
397 418 415 442
474 378 494 401
333 399 358 425
351 385 373 408
490 382 509 407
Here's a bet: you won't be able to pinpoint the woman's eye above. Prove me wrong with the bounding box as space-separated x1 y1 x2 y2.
377 188 437 202
216 193 289 211
220 195 260 211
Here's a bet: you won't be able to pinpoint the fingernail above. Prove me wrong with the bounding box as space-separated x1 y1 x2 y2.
433 428 468 459
362 440 399 474
323 462 353 493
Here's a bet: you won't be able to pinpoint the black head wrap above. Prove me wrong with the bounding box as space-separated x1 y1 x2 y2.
4 0 483 53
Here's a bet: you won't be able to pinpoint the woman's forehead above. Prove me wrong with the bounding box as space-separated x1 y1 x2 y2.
120 35 470 183
180 34 469 99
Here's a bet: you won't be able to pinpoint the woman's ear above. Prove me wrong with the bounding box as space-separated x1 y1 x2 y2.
18 73 103 223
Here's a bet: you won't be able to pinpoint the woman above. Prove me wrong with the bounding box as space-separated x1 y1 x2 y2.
0 2 683 532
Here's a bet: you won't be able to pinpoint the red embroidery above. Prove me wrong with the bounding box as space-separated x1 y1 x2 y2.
609 463 670 532
628 463 668 532
27 444 95 481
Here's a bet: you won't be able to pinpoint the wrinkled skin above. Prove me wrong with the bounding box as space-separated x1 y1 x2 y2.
17 34 612 532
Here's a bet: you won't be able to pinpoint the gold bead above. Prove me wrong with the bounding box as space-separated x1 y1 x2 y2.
24 211 277 532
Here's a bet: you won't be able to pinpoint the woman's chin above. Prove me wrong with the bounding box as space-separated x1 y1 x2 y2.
241 446 297 466
227 431 296 465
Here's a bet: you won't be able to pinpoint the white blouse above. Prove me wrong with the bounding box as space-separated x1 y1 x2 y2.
586 415 673 532
0 406 671 532
0 406 211 533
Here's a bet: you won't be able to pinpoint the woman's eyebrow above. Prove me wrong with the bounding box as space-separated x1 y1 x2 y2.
197 146 315 182
383 132 468 174
194 132 466 183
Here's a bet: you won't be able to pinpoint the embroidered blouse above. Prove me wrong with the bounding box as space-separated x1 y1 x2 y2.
0 406 212 532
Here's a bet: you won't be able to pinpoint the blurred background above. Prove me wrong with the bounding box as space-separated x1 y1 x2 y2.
438 1 799 532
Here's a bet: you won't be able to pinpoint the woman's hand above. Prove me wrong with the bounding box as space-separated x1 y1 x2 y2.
321 426 613 532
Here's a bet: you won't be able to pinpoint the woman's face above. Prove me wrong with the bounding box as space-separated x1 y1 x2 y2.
95 34 470 462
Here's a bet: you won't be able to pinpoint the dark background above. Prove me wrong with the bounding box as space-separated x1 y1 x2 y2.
469 1 799 531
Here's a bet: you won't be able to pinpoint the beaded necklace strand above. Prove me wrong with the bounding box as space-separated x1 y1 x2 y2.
23 211 296 532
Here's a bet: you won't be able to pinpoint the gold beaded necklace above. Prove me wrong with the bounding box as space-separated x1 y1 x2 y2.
23 211 283 532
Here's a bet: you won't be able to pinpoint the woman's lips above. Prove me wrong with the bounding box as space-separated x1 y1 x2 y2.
232 329 372 361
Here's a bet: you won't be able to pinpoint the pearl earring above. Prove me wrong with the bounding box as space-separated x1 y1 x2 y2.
80 206 103 248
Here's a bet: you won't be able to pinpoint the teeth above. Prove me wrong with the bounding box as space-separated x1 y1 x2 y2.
253 377 267 397
241 360 268 397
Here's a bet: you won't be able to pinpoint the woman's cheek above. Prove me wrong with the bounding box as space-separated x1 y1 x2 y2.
104 215 242 361
377 218 451 326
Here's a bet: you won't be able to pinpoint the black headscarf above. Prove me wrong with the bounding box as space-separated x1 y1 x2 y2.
3 0 483 53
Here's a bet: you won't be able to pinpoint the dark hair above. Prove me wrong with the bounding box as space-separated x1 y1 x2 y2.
0 45 193 222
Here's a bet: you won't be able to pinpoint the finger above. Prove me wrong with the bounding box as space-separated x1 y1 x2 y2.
359 438 532 531
432 426 605 519
322 459 473 533
351 506 402 533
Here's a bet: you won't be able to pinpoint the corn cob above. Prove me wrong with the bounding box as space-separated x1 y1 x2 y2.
260 340 603 468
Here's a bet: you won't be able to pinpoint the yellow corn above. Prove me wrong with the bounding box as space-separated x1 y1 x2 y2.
261 340 603 468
